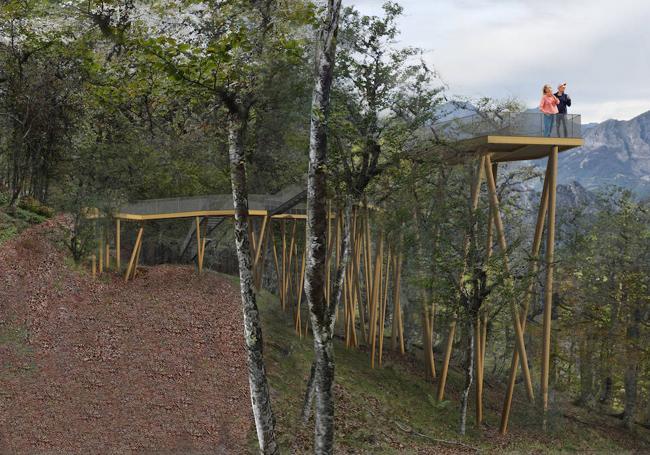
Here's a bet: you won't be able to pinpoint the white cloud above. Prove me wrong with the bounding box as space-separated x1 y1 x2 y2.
350 0 650 122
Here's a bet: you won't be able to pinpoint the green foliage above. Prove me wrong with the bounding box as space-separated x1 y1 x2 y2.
17 196 54 218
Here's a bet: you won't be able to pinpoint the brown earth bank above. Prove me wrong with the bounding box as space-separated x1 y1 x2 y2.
0 218 251 454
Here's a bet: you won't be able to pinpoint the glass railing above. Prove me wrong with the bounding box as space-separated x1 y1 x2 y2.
433 112 582 141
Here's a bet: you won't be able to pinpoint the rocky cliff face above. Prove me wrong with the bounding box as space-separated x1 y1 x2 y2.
558 110 650 196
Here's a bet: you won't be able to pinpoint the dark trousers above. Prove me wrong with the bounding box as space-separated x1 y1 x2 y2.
556 114 568 137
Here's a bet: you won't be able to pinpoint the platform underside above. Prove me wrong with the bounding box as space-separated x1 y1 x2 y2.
443 135 584 163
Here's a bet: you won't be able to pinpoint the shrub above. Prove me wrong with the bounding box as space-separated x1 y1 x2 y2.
18 196 54 218
13 207 47 224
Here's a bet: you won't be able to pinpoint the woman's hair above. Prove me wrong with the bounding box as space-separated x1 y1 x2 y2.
542 84 552 94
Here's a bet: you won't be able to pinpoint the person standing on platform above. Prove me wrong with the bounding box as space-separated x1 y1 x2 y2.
539 84 560 137
554 82 571 137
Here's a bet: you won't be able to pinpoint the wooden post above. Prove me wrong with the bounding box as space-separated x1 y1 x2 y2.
116 219 121 271
438 155 485 401
369 233 383 368
271 222 281 299
378 247 391 366
477 162 497 426
394 251 405 354
98 230 104 274
281 220 287 310
124 226 144 282
484 153 535 402
253 215 269 289
105 243 110 270
500 158 551 434
542 145 559 421
475 316 484 425
195 217 202 273
132 226 144 280
295 242 306 336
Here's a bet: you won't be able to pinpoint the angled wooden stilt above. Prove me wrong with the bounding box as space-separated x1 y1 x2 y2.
253 215 269 288
378 247 392 366
132 227 144 280
484 153 535 402
125 226 144 282
438 155 485 401
369 233 383 368
500 157 551 434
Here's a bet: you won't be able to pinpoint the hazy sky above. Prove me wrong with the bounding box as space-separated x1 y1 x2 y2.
352 0 650 123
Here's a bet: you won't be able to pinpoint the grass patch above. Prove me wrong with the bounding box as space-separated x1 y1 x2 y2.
0 324 35 379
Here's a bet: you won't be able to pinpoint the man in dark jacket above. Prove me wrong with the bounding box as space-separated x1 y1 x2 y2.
554 82 571 137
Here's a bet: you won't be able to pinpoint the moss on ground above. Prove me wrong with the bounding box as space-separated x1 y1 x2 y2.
0 195 51 245
252 288 650 454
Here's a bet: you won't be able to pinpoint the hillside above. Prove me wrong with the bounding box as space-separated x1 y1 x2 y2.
2 220 649 453
0 219 250 453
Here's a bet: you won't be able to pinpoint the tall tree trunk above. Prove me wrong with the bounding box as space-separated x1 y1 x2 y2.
228 115 279 455
304 1 343 452
623 298 641 429
577 335 595 407
459 317 475 435
599 277 622 408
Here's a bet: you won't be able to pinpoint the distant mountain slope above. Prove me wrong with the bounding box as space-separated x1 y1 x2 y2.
557 110 650 195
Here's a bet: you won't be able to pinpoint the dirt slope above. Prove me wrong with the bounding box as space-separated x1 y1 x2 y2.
0 218 251 454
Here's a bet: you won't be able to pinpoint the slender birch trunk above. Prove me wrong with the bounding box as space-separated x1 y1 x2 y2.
304 1 343 452
459 317 475 435
228 115 279 455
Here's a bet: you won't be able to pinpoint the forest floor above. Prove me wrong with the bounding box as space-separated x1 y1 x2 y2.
1 217 649 454
0 218 250 454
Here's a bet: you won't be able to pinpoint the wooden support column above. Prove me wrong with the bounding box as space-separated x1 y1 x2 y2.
125 226 144 282
281 221 287 310
132 226 144 280
98 230 104 274
542 145 559 421
438 155 485 402
116 219 121 271
477 161 498 426
484 153 535 402
369 232 383 368
295 241 306 336
391 241 405 354
378 247 392 366
253 215 269 289
105 243 110 270
195 217 203 273
500 156 551 434
271 222 281 298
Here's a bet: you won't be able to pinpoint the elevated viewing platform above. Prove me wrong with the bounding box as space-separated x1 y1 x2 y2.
434 112 584 162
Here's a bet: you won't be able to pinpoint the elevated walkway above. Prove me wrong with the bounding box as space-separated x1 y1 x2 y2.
115 185 306 221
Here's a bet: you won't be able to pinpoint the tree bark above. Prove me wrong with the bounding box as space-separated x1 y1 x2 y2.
459 317 475 435
228 115 279 455
304 1 343 452
623 298 641 429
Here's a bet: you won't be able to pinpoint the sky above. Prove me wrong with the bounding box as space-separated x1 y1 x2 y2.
351 0 650 123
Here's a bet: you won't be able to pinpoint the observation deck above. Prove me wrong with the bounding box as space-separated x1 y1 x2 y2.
433 112 584 162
